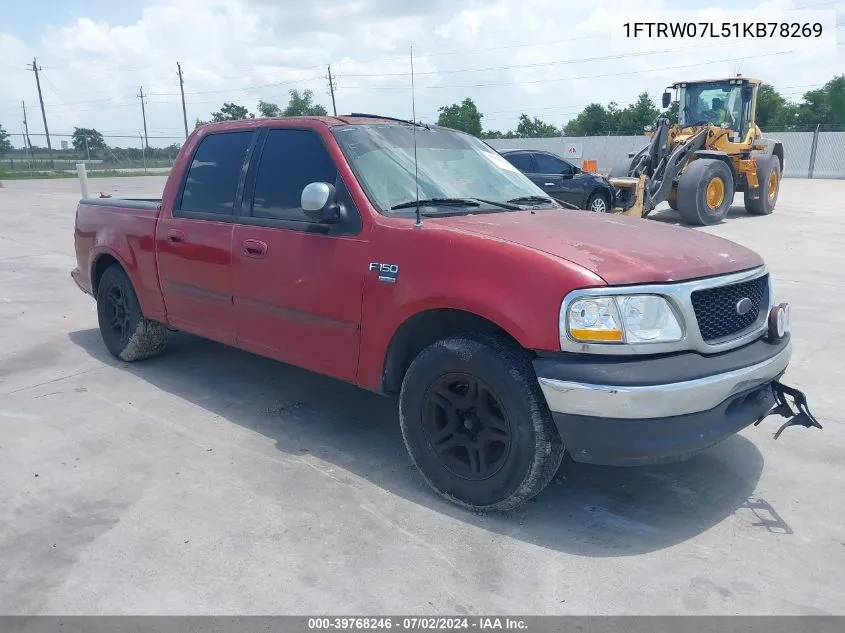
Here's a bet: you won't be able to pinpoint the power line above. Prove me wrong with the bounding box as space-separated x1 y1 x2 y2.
337 44 837 91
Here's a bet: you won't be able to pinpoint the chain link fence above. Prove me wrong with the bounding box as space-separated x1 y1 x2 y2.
2 133 185 177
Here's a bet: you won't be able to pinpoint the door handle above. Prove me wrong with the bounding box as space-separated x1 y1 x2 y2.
167 229 185 244
243 239 267 258
544 182 555 186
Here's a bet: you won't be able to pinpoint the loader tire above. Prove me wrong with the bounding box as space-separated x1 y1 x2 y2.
676 159 734 226
668 187 679 211
744 155 780 215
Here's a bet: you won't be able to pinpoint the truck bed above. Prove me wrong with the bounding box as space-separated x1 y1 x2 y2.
72 197 165 320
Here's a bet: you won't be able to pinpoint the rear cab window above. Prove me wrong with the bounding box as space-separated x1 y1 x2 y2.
177 130 256 218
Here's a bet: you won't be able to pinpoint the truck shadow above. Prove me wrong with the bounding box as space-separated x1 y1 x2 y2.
69 328 770 558
648 204 760 226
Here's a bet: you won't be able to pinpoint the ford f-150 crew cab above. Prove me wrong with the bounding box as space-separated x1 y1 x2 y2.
72 115 821 511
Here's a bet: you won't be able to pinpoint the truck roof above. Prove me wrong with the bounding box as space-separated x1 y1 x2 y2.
196 113 427 133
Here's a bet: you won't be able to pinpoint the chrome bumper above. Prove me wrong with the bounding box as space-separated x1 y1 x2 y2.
538 339 792 419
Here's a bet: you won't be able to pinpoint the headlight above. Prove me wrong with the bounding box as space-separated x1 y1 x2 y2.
564 294 683 345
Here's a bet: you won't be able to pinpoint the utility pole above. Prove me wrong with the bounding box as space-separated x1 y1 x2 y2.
27 58 53 168
177 62 189 139
138 86 149 150
327 65 337 116
21 101 32 152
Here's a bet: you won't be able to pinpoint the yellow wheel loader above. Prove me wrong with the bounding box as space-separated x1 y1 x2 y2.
610 77 785 226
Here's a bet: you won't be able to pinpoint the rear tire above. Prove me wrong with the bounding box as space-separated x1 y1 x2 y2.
744 155 780 215
398 334 564 512
676 159 734 226
96 264 166 362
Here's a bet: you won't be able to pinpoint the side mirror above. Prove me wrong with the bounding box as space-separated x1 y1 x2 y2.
662 91 672 109
301 182 340 223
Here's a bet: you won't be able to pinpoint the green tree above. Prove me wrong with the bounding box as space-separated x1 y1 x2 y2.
796 75 845 129
755 84 789 130
515 114 560 138
282 90 328 116
437 98 483 136
72 127 106 154
563 103 613 136
0 123 12 155
665 100 680 122
616 93 660 134
211 102 254 122
194 118 208 129
258 100 282 117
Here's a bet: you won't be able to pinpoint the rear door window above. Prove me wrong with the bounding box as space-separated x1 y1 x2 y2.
250 129 338 222
177 131 255 216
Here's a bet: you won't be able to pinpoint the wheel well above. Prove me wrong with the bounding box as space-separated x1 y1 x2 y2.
381 309 519 395
588 187 610 202
91 254 120 297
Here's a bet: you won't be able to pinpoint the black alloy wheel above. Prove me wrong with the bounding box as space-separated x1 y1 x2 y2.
421 373 512 481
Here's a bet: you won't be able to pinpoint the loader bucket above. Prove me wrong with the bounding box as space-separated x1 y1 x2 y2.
608 175 647 218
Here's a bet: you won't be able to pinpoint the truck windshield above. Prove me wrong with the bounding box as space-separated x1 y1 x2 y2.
679 81 752 136
331 124 553 214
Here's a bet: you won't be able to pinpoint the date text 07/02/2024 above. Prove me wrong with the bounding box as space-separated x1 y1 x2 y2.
622 21 823 38
307 617 528 630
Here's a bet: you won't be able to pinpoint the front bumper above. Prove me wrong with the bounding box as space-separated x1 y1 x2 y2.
533 335 794 465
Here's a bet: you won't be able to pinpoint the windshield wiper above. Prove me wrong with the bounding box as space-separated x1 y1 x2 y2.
390 198 481 211
506 195 556 206
390 197 521 211
473 198 521 210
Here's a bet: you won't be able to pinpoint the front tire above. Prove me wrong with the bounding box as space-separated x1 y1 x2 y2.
676 158 734 226
96 264 166 362
585 191 609 213
744 155 780 215
399 334 564 512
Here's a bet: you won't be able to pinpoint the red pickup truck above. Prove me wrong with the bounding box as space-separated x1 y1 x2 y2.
72 115 819 511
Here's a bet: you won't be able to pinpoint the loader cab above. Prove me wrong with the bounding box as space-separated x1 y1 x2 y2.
670 78 759 139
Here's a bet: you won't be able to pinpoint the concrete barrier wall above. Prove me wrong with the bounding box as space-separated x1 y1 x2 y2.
812 132 845 180
485 131 845 179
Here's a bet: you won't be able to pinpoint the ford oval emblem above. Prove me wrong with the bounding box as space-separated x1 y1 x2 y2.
736 297 753 316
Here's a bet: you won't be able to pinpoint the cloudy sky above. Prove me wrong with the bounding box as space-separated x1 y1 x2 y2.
1 0 843 147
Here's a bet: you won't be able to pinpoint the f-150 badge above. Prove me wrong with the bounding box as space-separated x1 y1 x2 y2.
369 262 399 284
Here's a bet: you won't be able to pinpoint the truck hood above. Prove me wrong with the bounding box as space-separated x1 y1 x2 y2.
430 209 763 285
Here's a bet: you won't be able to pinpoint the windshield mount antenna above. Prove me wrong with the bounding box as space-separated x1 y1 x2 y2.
410 45 422 228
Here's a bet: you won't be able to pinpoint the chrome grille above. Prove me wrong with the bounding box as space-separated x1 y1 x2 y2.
691 274 770 342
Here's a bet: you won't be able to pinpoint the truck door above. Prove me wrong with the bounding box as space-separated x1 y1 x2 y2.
155 130 258 345
231 127 368 383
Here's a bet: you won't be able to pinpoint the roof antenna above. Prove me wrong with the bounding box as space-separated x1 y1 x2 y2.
411 44 422 228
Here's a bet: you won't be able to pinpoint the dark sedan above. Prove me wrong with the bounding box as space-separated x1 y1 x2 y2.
499 149 615 213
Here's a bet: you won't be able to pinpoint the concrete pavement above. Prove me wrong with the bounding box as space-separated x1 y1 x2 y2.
1 176 843 615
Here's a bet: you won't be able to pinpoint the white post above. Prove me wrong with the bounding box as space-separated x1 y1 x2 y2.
76 162 90 199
